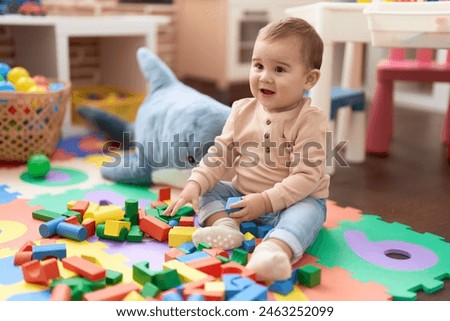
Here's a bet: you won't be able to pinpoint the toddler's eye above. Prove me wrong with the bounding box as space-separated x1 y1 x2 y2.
187 155 196 164
254 63 263 70
275 67 285 73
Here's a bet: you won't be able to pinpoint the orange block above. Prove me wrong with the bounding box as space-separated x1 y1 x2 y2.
65 216 80 225
139 215 171 242
19 240 35 252
14 251 33 266
50 283 72 301
83 283 140 301
203 248 229 258
158 188 171 202
82 218 96 238
164 248 185 261
221 262 256 280
22 258 60 285
62 256 106 281
187 256 222 278
71 200 90 215
179 216 194 227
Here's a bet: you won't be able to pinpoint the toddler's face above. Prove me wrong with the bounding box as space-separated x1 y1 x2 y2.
249 35 315 113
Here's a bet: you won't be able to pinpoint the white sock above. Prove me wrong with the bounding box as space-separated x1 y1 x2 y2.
192 217 244 250
246 241 292 281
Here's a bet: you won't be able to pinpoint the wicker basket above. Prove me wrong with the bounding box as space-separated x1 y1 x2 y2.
0 82 71 162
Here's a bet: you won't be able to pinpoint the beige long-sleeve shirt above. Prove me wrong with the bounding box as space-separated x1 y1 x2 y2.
189 97 330 212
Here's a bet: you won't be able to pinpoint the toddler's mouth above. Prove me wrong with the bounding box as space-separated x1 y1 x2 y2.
260 89 275 95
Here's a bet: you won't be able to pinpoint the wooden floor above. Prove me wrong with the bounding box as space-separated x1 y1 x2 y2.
184 79 450 301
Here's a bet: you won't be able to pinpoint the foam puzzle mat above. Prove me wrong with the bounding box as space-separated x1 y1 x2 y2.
1 134 449 301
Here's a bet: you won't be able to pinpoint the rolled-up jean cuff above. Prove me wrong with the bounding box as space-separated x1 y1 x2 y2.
197 200 227 226
264 228 304 263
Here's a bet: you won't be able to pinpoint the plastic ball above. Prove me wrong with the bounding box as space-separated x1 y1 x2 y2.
0 62 11 79
15 76 36 92
27 154 51 178
33 75 49 88
0 81 16 92
7 66 30 84
28 85 47 93
49 82 65 91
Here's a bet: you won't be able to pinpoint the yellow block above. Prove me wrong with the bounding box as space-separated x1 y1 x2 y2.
244 232 256 241
168 226 197 247
163 259 208 283
124 290 145 301
104 220 131 237
84 205 124 224
205 281 225 293
66 200 77 210
84 202 100 217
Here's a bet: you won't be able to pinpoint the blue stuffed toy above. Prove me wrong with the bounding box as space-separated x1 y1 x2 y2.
77 47 231 186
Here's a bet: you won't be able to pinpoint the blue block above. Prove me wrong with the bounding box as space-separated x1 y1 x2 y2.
39 216 66 238
176 251 209 263
268 279 294 295
32 244 67 260
178 241 196 253
187 294 205 301
225 197 242 214
56 222 87 241
229 283 268 301
257 225 272 238
241 239 256 252
161 291 183 301
240 222 257 235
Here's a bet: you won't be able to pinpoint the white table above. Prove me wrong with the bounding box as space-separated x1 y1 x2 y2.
286 2 370 124
0 15 169 134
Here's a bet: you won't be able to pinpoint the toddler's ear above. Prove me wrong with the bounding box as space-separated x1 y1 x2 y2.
305 69 320 90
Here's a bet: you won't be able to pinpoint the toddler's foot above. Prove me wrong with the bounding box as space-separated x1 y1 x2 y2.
192 217 244 250
246 241 292 281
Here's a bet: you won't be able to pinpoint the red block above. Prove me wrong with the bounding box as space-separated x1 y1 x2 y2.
82 219 96 238
50 283 72 301
158 188 171 202
22 258 60 285
71 201 90 215
187 256 222 278
179 216 194 227
62 256 106 282
83 283 140 301
139 215 171 242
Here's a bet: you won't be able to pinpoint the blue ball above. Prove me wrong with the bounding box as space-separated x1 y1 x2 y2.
0 62 11 79
49 82 65 91
0 80 16 92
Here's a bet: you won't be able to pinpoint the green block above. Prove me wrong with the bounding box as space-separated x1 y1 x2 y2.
63 210 82 223
32 209 62 222
216 255 230 264
133 261 155 286
230 248 248 265
196 242 212 251
297 264 321 288
141 282 161 298
146 208 170 224
96 224 128 242
51 277 106 301
176 206 194 216
106 269 123 285
127 225 144 242
152 269 181 291
125 199 139 225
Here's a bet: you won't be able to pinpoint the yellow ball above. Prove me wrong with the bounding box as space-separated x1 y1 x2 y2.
28 85 47 93
15 77 36 92
7 66 30 84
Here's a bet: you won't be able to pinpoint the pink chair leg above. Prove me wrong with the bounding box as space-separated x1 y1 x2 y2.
366 79 394 154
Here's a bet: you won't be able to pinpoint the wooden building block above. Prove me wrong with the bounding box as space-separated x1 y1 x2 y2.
104 220 131 237
83 283 140 301
158 188 171 202
168 226 197 247
163 259 209 283
62 256 106 282
50 283 72 301
179 216 195 227
186 256 222 278
84 205 124 224
139 215 171 242
22 258 60 286
32 243 67 260
70 200 90 215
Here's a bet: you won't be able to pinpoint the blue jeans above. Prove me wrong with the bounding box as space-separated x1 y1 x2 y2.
198 181 327 261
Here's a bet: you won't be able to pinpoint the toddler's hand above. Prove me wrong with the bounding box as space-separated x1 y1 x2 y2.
162 181 201 216
229 193 268 223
